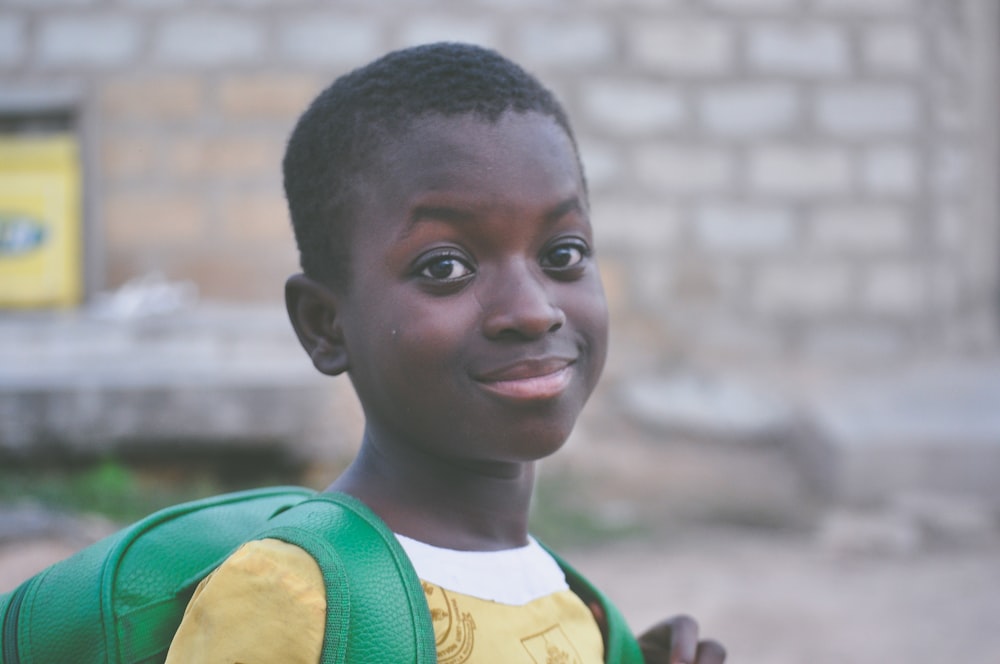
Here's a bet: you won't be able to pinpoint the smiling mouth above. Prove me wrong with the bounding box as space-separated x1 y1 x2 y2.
476 360 574 401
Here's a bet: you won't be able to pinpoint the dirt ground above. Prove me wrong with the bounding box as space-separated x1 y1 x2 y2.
3 429 999 664
570 532 1000 664
4 530 998 664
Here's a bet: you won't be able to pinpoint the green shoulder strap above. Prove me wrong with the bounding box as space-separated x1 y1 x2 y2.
262 493 643 664
544 545 647 664
1 486 315 664
255 492 437 664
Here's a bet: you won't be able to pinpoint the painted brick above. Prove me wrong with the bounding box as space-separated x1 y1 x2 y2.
931 144 967 196
105 190 207 247
0 17 26 67
578 139 624 190
933 204 965 250
166 249 294 301
862 23 923 73
101 134 158 180
694 203 796 253
590 198 683 250
120 0 188 7
814 0 916 14
635 144 734 194
816 85 920 136
749 145 851 196
102 75 204 121
861 262 926 315
154 15 264 66
628 20 735 74
929 261 960 309
708 0 801 10
861 145 919 195
207 0 280 7
668 260 739 305
4 0 96 5
803 323 905 361
698 84 799 136
746 22 850 76
218 189 292 242
514 20 614 67
166 134 284 180
584 0 688 6
934 103 968 135
38 15 142 67
628 261 676 310
584 0 686 8
687 316 787 359
218 74 324 119
582 81 686 136
754 262 852 315
809 204 911 252
397 17 500 49
474 0 569 8
278 15 381 65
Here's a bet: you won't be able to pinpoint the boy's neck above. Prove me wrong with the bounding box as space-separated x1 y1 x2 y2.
327 430 537 551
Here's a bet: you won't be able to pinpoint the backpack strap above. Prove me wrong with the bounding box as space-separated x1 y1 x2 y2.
255 492 437 664
544 546 646 664
259 492 641 664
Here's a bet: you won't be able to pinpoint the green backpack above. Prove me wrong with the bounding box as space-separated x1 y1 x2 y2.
0 487 644 664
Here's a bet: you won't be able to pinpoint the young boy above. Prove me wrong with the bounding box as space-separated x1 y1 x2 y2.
166 43 725 664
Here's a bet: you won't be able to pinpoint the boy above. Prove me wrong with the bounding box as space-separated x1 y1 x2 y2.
166 43 725 663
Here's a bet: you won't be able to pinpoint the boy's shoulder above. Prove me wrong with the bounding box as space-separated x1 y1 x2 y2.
168 492 439 662
166 538 326 664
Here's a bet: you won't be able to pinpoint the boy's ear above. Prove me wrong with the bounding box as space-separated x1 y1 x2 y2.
285 273 349 376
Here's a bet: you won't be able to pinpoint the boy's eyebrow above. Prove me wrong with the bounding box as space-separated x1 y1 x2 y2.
544 196 585 223
409 205 477 226
408 196 585 227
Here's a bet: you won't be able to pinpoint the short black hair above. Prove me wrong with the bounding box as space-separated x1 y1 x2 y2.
283 42 583 288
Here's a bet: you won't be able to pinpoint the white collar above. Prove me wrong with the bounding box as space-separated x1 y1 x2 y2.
394 534 569 605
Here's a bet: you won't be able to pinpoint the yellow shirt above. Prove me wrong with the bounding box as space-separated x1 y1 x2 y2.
166 538 604 664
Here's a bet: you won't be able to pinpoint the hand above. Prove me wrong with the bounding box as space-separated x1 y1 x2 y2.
637 614 726 664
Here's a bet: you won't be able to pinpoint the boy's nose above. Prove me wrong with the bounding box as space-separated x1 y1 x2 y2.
480 267 566 340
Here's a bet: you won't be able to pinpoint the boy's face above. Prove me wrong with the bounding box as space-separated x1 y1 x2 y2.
336 111 608 467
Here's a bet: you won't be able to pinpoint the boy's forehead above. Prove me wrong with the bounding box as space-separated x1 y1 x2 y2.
366 111 583 195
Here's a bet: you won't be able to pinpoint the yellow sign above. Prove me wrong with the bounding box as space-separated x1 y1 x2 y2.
0 133 81 307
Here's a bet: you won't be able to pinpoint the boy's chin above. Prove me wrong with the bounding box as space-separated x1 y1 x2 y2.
503 427 578 463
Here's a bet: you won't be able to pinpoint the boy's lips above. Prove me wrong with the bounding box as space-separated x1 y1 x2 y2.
475 358 575 401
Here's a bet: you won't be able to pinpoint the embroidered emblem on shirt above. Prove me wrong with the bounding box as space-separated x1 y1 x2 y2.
424 581 476 663
522 625 582 664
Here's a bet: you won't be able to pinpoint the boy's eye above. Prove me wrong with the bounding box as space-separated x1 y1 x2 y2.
419 255 474 281
542 243 588 270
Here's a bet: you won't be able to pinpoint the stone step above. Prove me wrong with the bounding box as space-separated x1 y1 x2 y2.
802 359 1000 506
618 360 1000 508
0 304 361 462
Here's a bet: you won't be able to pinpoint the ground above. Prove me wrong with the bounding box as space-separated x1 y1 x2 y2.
4 527 998 663
2 425 999 663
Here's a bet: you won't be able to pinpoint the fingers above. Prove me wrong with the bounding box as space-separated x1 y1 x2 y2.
637 614 726 664
637 614 697 663
666 614 699 663
695 638 727 664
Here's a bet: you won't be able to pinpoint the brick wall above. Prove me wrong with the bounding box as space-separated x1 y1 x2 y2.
1 0 997 370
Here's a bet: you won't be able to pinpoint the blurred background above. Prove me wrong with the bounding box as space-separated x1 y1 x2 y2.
1 0 998 662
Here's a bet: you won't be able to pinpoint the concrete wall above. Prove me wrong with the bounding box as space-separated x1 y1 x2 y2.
1 0 997 372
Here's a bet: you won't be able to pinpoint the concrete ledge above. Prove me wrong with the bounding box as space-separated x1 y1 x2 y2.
615 358 1000 510
0 305 362 462
799 359 1000 506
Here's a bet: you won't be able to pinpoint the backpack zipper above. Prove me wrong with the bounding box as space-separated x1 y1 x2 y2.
2 583 28 664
